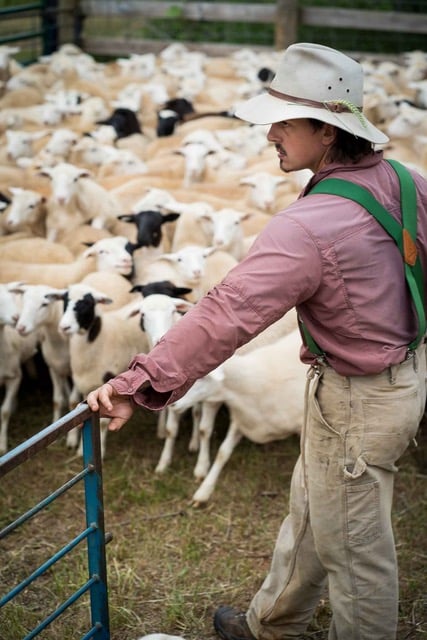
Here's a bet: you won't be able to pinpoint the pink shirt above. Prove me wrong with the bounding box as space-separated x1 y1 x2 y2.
111 151 427 410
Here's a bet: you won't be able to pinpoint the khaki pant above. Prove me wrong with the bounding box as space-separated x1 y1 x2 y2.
247 344 426 640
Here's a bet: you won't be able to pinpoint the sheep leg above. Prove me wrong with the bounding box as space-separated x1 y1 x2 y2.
191 422 242 507
49 367 71 423
156 407 167 439
0 375 21 453
155 405 183 473
99 417 110 459
66 384 82 449
193 400 222 480
188 402 201 451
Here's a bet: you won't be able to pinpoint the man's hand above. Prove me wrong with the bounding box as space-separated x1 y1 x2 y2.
86 383 135 431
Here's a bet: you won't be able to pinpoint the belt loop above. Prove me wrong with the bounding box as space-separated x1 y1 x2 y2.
389 365 397 385
413 349 419 372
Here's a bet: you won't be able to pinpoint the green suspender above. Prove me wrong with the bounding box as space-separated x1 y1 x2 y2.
300 159 425 356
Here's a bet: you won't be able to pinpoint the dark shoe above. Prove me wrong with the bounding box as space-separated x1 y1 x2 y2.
213 605 256 640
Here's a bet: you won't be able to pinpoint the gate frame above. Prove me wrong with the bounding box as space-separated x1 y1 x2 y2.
0 404 111 639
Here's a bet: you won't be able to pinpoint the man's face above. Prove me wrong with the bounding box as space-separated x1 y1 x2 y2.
267 118 332 174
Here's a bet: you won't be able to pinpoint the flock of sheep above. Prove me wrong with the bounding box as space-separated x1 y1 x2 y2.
0 41 426 505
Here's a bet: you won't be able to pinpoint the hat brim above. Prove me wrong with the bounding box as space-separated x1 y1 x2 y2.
235 93 389 145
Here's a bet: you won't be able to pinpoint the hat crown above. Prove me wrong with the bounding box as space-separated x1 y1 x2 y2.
270 43 364 107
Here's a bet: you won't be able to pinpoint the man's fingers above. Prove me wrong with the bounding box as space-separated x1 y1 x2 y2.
86 384 114 413
99 385 113 411
108 417 126 432
86 391 100 412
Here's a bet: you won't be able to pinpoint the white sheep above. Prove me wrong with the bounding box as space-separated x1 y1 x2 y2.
2 186 48 237
70 137 148 177
170 328 307 506
58 224 113 256
0 282 39 453
178 206 254 260
0 236 75 264
156 309 298 478
136 293 194 350
38 162 123 238
0 235 135 286
80 271 138 310
132 244 216 296
58 284 149 457
3 130 49 163
0 103 63 128
239 171 288 212
35 127 80 165
0 45 21 89
12 283 73 423
386 102 427 141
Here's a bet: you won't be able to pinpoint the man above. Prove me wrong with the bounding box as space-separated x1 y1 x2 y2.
87 43 427 639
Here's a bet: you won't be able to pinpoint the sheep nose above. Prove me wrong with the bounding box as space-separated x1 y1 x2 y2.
59 324 71 335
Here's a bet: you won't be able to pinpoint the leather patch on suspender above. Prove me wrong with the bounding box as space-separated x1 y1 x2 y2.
403 228 418 266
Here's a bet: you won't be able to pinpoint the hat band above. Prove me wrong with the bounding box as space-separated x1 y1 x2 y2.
268 88 363 114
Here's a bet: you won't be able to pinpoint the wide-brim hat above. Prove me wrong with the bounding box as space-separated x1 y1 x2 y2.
235 42 389 145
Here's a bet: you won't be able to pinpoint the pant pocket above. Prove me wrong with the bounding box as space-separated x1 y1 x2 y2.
344 479 380 546
362 389 422 471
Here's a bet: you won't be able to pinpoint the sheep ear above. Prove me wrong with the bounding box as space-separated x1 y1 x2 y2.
94 293 113 305
162 212 180 223
173 298 194 314
45 290 67 302
127 306 140 318
7 281 27 294
117 213 136 222
196 210 213 222
126 301 143 318
37 167 53 178
82 244 96 257
239 176 254 186
173 286 193 297
129 284 144 295
78 168 92 179
159 252 176 263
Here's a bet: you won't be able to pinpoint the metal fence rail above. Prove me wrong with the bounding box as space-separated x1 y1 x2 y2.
0 404 111 640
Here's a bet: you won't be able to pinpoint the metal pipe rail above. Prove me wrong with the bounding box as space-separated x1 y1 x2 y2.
0 404 111 639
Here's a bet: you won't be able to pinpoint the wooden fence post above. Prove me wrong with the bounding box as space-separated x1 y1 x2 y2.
58 0 82 47
275 0 299 50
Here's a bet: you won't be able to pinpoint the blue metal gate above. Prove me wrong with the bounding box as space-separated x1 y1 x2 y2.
0 404 111 639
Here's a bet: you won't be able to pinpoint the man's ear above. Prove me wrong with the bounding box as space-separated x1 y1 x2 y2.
322 123 337 145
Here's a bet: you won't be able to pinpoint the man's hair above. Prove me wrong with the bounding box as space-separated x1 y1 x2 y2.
309 118 374 163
